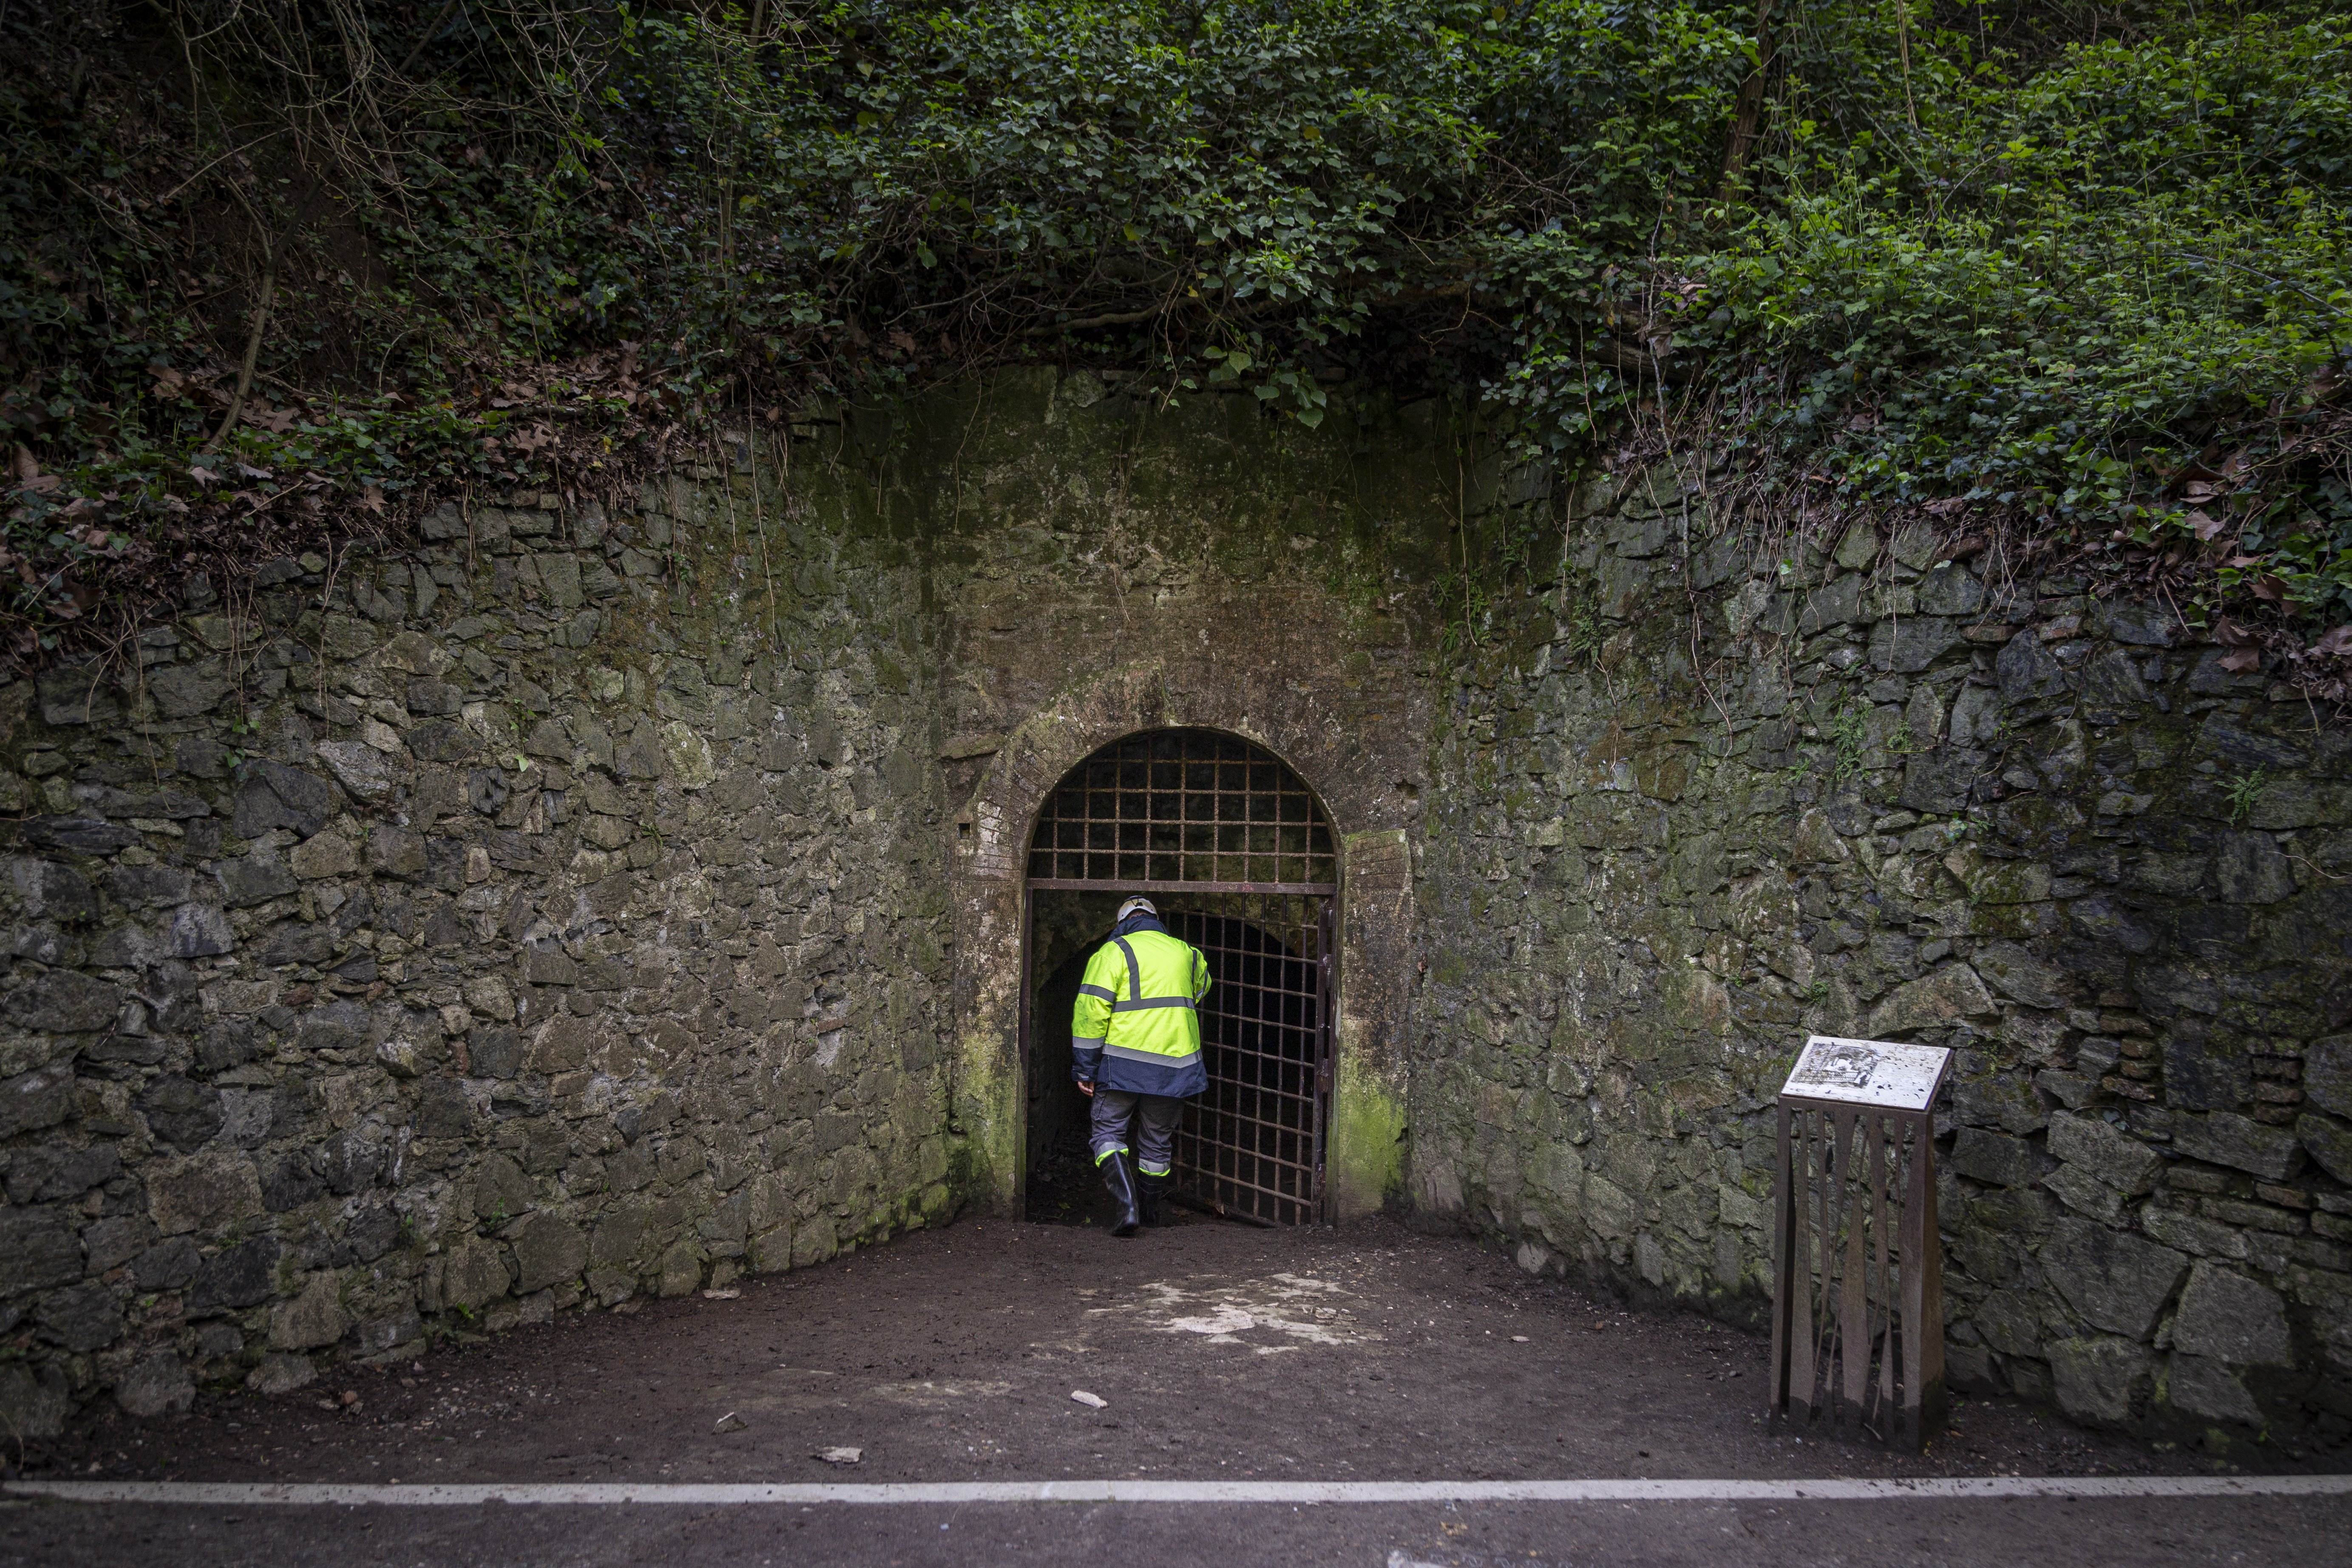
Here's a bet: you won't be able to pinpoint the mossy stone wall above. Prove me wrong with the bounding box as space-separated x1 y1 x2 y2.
3 368 2346 1451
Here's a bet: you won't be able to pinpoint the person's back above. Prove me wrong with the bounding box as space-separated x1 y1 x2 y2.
1071 897 1210 1235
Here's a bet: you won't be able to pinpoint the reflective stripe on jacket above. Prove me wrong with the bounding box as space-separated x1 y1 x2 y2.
1070 924 1211 1098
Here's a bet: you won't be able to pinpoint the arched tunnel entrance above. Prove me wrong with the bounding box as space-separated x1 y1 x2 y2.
1019 729 1337 1226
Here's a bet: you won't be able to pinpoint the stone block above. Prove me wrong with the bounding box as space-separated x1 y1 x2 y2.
749 1225 794 1275
2171 1111 2303 1181
2041 1164 2125 1223
147 1148 263 1236
538 553 584 610
1951 1071 2048 1136
1952 1127 2035 1188
2244 780 2352 831
2170 1262 2293 1367
2140 1205 2249 1260
148 655 232 718
8 972 123 1035
2303 1035 2352 1121
1915 563 1983 617
1972 941 2067 1011
510 1213 587 1294
37 661 120 725
2165 1354 2263 1425
524 941 579 985
464 976 516 1023
657 1239 705 1297
0 1207 82 1296
368 825 430 879
232 761 335 839
1866 963 1997 1037
2047 1335 2150 1426
315 740 399 802
0 1064 79 1138
169 903 236 958
443 1236 512 1310
2042 1217 2189 1336
1868 615 1960 673
2215 832 2295 904
18 815 139 853
415 1077 476 1139
1795 575 1863 634
1996 632 2069 702
139 1074 223 1150
133 1236 202 1292
2047 1113 2161 1195
37 1284 122 1350
246 1353 317 1395
111 1352 191 1419
2299 1113 2352 1186
81 1214 154 1272
790 1216 838 1269
11 858 99 919
269 1271 353 1351
2099 601 2176 646
213 855 299 907
187 1237 281 1312
290 833 356 879
0 1364 70 1439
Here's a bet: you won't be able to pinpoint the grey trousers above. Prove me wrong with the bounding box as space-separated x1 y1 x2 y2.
1089 1090 1183 1176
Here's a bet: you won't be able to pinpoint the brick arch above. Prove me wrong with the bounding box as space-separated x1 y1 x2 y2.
945 660 1413 1219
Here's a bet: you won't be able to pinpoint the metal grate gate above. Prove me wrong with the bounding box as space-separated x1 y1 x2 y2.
1028 729 1336 891
1166 905 1334 1226
1024 728 1338 1224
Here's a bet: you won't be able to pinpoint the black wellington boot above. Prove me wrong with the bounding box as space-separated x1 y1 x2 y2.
1101 1151 1142 1237
1136 1172 1165 1228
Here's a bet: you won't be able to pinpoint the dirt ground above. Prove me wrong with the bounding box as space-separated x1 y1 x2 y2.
5 1211 2347 1566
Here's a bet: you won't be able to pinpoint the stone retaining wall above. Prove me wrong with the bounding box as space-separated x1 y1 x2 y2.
5 374 2346 1451
1 456 953 1435
1412 457 2352 1446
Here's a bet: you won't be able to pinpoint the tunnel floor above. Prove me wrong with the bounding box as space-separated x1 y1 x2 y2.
6 1216 2344 1565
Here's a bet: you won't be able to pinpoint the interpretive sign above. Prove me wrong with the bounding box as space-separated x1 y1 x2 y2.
1780 1035 1953 1113
1767 1035 1952 1451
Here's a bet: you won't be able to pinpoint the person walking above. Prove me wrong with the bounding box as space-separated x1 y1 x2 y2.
1071 896 1211 1236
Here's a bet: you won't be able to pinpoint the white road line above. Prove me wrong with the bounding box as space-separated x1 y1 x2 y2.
6 1475 2349 1507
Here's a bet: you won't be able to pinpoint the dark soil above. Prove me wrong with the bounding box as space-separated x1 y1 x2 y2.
5 1216 2345 1566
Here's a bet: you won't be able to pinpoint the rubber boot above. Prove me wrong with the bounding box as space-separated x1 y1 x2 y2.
1100 1151 1141 1237
1136 1172 1166 1228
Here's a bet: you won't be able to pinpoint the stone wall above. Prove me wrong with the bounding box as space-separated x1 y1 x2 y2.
1 456 955 1435
6 369 2347 1449
1410 456 2352 1446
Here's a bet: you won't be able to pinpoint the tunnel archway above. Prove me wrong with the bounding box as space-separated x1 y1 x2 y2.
1020 729 1338 1225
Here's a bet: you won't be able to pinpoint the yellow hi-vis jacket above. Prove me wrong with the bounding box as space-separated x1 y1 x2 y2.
1070 920 1211 1098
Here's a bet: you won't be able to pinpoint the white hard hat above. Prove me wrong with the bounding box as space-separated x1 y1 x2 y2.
1115 896 1157 922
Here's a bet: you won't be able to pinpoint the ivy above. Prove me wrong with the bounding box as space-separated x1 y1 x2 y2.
1 0 2348 667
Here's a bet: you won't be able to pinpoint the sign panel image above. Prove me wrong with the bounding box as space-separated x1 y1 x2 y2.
1780 1035 1953 1113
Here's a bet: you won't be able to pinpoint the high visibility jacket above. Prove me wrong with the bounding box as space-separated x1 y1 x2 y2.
1070 919 1211 1098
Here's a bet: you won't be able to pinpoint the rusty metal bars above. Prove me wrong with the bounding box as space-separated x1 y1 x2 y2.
1767 1101 1947 1450
1167 909 1331 1227
1025 729 1338 888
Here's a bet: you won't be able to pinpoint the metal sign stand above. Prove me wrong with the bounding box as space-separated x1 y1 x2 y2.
1767 1035 1954 1451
